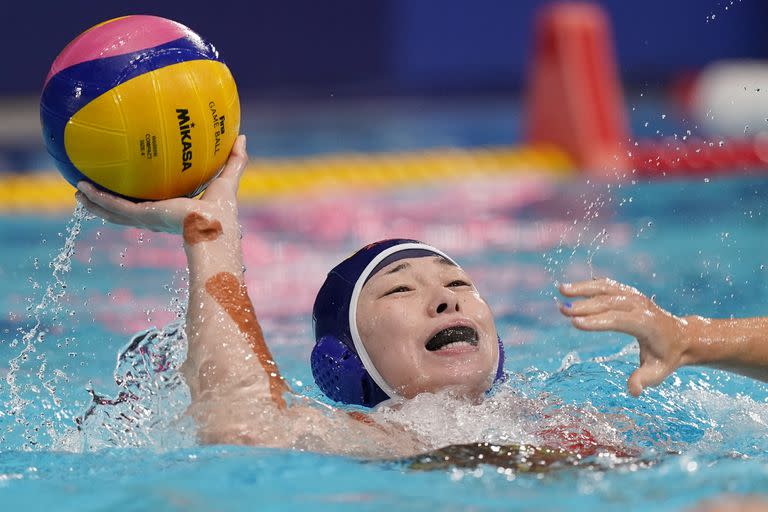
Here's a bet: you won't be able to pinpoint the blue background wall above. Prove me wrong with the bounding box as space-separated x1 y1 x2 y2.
3 0 768 96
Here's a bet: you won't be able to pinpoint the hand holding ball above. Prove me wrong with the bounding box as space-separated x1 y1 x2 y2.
41 15 240 201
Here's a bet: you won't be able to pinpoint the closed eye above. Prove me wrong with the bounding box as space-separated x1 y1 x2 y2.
382 285 412 297
447 280 471 288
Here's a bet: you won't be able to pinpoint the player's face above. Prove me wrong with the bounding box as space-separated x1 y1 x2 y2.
356 256 499 400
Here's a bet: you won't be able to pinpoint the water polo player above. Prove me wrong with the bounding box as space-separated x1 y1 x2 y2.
76 135 626 462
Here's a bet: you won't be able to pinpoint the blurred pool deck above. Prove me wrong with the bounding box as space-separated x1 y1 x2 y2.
0 92 690 170
0 92 748 212
0 95 574 211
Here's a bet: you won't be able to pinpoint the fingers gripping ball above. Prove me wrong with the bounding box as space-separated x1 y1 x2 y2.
41 15 240 201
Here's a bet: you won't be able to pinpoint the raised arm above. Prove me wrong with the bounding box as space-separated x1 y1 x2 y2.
559 278 768 396
77 137 289 435
76 137 424 457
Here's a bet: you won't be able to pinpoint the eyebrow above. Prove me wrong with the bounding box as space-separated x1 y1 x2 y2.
385 262 410 275
384 256 456 275
435 256 457 267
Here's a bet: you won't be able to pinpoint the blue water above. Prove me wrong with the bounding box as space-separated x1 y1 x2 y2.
1 170 768 510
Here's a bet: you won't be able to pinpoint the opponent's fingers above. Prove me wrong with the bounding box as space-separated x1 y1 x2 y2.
627 361 671 397
559 294 636 317
569 310 650 338
203 135 248 200
77 181 143 217
559 278 638 299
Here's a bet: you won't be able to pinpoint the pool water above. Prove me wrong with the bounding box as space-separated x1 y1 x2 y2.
2 168 768 510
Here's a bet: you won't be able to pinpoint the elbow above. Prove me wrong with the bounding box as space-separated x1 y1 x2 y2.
189 405 262 446
186 395 288 448
196 425 260 446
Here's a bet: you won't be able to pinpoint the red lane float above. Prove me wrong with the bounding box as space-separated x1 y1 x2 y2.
630 137 768 177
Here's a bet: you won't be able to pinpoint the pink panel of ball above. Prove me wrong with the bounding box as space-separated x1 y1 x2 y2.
44 15 193 86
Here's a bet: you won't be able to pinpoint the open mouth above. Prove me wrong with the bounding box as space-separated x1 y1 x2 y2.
425 326 479 351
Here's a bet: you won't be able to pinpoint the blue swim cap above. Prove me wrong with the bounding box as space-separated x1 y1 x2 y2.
311 239 506 408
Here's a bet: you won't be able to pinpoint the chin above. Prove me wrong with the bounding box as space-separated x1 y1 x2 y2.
419 370 494 400
389 354 496 399
441 358 495 385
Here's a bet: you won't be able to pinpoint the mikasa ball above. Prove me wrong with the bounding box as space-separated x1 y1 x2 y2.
40 15 240 201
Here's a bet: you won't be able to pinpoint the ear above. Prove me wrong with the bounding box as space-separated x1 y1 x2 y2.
311 335 389 407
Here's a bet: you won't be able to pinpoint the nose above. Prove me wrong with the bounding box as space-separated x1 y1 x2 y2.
430 289 460 317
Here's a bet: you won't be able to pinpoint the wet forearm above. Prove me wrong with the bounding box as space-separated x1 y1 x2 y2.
684 316 768 381
183 211 243 295
182 211 247 398
181 209 288 409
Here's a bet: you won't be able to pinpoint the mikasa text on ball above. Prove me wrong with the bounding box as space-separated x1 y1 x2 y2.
41 15 241 200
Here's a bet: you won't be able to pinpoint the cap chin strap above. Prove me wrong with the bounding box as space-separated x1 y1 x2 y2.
348 242 460 400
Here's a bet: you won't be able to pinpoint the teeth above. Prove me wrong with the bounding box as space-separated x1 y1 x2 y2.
438 341 474 350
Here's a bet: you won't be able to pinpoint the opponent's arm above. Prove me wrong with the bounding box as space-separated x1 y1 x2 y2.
559 278 768 395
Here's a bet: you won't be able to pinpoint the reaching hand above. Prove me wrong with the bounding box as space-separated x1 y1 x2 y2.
75 135 248 234
559 278 692 397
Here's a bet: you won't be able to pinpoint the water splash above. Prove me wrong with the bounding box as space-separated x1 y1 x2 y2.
368 335 762 468
59 320 194 452
542 180 616 292
3 205 192 452
4 204 87 449
706 0 741 23
373 386 630 457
